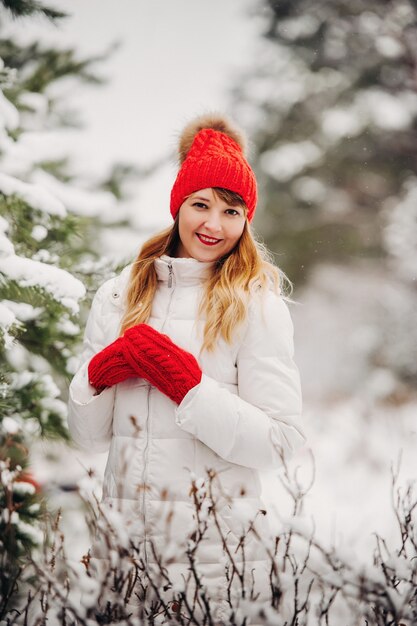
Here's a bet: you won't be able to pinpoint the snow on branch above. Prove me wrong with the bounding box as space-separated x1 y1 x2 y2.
0 255 85 314
0 172 66 217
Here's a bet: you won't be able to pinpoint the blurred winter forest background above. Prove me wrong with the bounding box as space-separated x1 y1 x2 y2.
0 0 416 622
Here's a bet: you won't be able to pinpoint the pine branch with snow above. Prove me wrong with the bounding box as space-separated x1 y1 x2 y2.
0 16 140 616
0 0 67 21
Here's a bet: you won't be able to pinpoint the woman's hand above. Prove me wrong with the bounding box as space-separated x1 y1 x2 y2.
122 324 202 404
88 336 137 392
88 324 202 403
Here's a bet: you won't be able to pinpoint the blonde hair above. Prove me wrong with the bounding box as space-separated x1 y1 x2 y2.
120 189 292 351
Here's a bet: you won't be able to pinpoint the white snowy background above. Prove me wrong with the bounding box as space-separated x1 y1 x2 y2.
2 0 416 572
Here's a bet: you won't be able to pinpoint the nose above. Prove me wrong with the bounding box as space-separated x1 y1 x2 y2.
203 211 222 233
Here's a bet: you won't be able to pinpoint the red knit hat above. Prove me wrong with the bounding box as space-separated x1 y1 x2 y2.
170 114 258 222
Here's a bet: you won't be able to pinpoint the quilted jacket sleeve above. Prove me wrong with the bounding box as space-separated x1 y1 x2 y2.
174 290 305 470
67 281 116 453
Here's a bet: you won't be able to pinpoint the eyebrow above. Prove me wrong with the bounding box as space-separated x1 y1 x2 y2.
191 195 211 202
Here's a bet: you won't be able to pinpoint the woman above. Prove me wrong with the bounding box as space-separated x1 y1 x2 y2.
68 114 305 621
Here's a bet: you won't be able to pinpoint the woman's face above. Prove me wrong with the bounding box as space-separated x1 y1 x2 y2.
176 188 246 262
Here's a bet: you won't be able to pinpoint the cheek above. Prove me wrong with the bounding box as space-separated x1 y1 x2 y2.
178 214 194 240
227 222 245 243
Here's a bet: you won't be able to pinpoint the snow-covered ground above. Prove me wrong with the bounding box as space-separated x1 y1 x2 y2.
288 261 416 557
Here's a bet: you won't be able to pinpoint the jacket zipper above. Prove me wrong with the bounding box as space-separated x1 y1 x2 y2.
162 262 175 330
142 260 175 567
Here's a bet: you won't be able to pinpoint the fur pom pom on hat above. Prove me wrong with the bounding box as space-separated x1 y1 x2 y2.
170 114 258 221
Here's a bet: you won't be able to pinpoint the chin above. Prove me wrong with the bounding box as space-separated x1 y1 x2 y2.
193 251 219 262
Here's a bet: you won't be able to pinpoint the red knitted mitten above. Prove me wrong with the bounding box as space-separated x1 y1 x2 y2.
122 324 202 404
88 337 137 391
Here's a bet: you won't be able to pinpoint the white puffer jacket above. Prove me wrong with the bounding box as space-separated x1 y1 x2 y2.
68 254 305 611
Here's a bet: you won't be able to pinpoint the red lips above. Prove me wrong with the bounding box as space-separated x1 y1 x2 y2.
196 233 222 246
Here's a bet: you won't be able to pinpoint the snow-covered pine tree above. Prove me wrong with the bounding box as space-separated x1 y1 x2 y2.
0 5 135 615
231 0 417 286
0 62 81 622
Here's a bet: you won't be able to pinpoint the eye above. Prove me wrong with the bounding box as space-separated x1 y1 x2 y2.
192 202 208 209
225 208 241 216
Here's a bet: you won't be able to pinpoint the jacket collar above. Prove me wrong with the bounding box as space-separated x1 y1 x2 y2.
154 254 214 287
111 255 214 311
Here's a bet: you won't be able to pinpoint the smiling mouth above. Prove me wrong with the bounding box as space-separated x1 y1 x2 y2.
196 233 222 246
